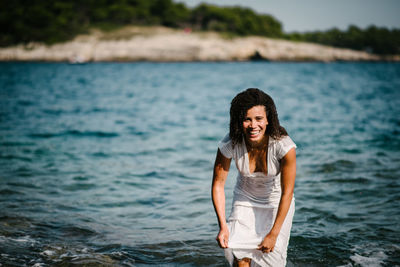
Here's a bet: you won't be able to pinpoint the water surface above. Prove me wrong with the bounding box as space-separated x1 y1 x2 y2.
0 62 399 266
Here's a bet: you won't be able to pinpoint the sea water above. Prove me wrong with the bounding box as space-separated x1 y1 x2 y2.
0 62 399 266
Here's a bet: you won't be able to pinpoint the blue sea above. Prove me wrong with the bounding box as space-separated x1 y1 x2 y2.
0 62 399 266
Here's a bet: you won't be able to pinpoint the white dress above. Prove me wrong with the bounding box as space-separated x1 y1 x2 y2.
218 134 296 267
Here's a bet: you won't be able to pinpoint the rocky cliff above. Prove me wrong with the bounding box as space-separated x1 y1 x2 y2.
1 26 397 62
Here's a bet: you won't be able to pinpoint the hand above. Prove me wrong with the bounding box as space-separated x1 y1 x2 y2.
257 232 277 253
216 227 229 248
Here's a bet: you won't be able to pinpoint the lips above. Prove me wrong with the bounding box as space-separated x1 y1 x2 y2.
249 130 261 138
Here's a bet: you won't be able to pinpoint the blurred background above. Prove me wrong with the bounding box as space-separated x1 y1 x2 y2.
1 0 400 55
0 1 400 266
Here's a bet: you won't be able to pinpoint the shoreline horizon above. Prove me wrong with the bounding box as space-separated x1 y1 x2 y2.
1 26 399 63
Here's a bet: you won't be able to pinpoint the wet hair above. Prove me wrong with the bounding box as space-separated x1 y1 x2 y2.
229 88 288 145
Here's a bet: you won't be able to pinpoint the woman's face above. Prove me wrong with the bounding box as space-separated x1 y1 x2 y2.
242 105 268 145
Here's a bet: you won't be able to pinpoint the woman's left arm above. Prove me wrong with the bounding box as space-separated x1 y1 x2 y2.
258 147 296 253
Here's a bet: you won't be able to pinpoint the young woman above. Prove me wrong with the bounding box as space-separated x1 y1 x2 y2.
212 88 297 267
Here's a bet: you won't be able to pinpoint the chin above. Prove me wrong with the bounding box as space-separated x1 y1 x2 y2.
246 133 266 144
249 138 262 144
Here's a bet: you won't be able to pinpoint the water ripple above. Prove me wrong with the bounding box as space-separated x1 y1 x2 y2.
1 62 399 266
28 130 119 139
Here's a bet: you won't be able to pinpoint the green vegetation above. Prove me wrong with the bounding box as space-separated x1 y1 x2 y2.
286 25 400 55
1 0 399 55
0 0 281 46
190 4 282 38
0 0 191 45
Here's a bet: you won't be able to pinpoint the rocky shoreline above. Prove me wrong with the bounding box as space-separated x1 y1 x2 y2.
0 26 398 62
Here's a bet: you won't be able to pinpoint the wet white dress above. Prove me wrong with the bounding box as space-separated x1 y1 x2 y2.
218 134 296 267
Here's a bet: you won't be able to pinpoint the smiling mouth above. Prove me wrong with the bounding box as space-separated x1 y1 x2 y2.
249 130 261 137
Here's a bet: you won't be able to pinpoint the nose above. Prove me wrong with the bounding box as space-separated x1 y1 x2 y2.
250 119 256 128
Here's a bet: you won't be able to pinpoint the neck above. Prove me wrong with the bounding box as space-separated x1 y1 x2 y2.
246 136 269 151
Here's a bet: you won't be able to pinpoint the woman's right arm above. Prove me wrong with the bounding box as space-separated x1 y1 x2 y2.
211 148 232 248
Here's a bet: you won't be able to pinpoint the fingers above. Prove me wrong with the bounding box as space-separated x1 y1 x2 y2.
216 229 229 249
216 237 223 248
218 239 228 248
257 244 274 253
260 247 273 253
224 237 229 248
216 235 228 248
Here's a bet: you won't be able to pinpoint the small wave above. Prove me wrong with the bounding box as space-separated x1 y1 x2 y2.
0 188 24 195
158 147 176 153
62 183 97 192
315 159 357 173
39 245 120 266
61 225 97 237
350 251 388 267
28 130 119 139
127 239 224 265
130 170 190 180
0 141 34 147
126 126 149 137
115 119 125 125
89 107 108 113
367 133 400 151
100 200 139 208
289 235 353 265
7 181 39 189
0 154 32 162
123 181 153 190
90 152 110 158
176 158 210 168
17 100 34 106
63 130 119 138
199 135 219 141
341 148 362 154
0 215 32 229
41 108 63 115
0 235 37 244
189 196 209 204
55 203 84 212
28 133 60 138
72 175 92 181
338 187 381 197
137 197 167 207
132 171 161 178
323 177 371 184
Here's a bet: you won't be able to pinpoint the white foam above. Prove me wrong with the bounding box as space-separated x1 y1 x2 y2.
40 250 55 256
60 252 69 258
111 251 124 257
12 237 31 242
0 235 36 244
350 250 388 267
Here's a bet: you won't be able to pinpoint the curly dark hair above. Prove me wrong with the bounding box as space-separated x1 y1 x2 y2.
229 88 288 145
